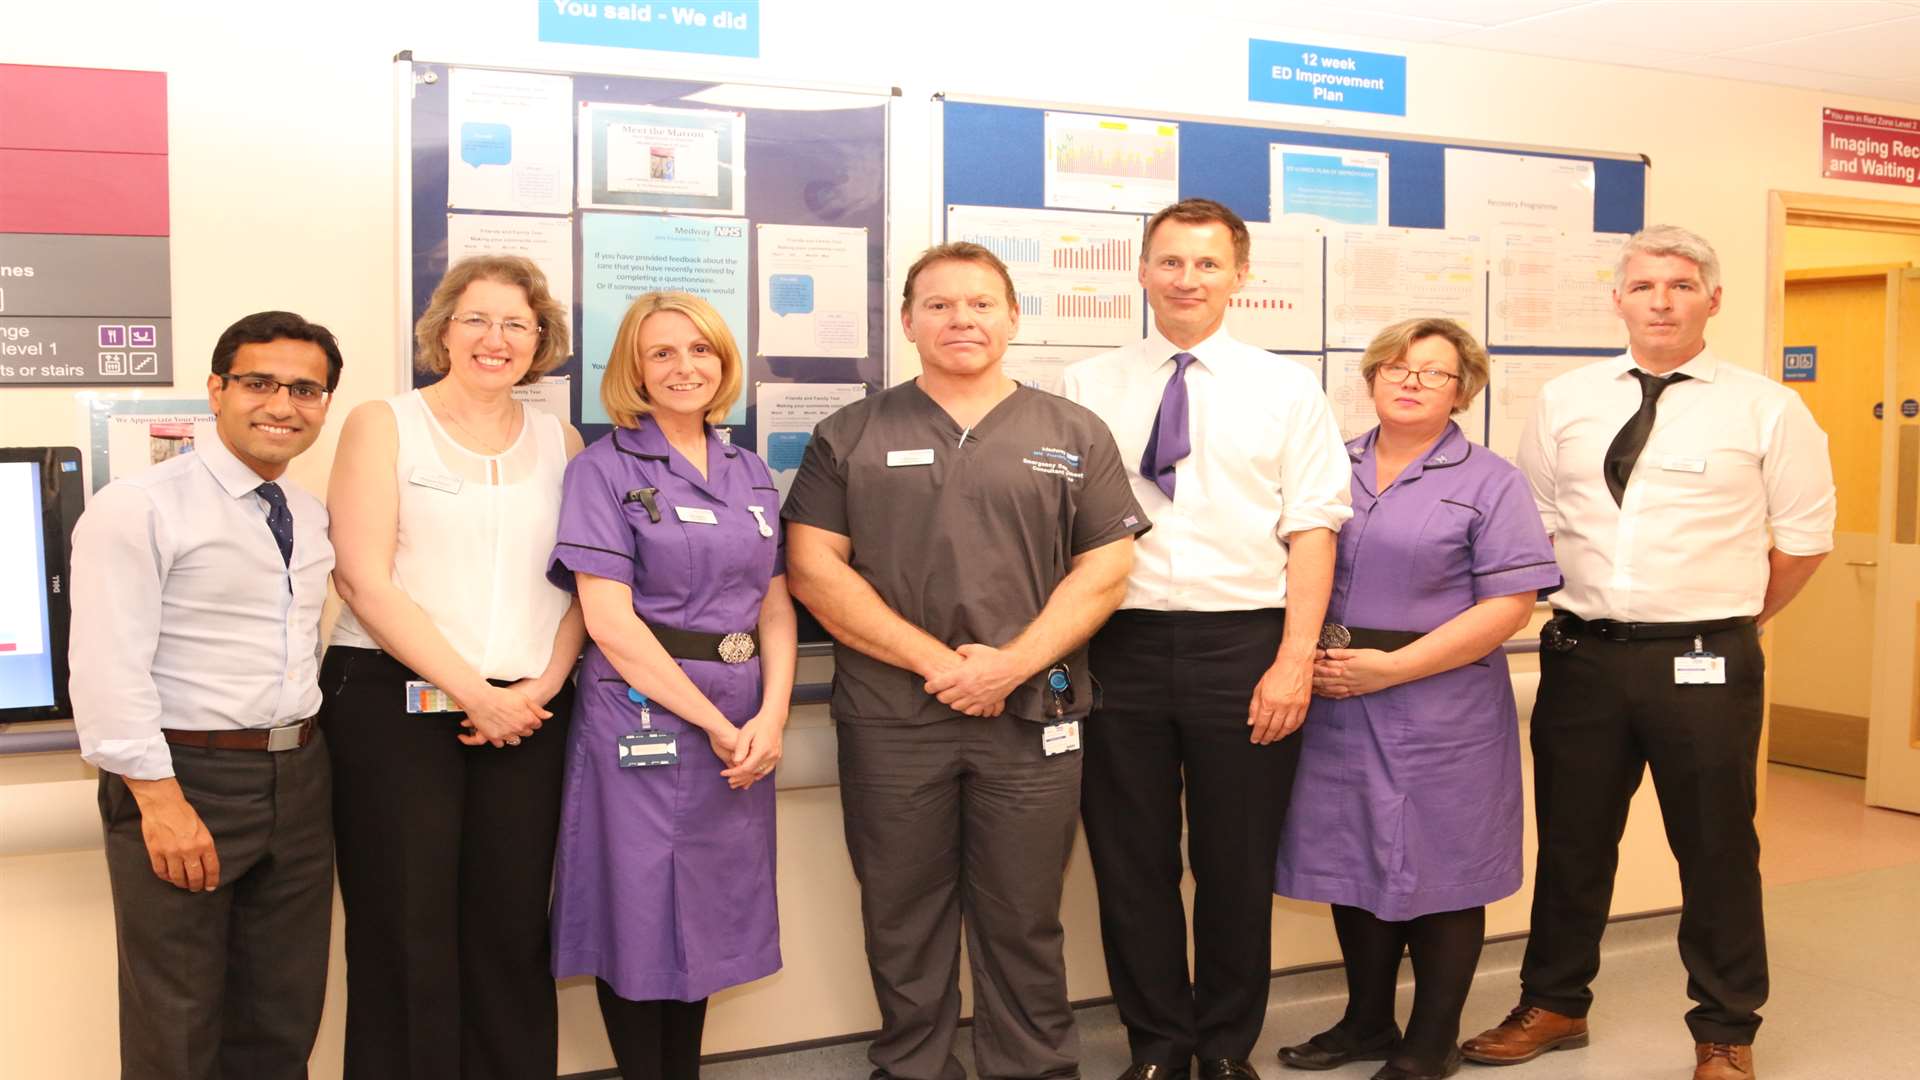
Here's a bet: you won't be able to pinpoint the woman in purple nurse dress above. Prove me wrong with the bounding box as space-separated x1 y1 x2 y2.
546 291 797 1080
1273 319 1559 1080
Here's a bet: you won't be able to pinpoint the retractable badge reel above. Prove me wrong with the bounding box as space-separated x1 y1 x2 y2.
1042 664 1081 756
618 688 679 767
1674 635 1727 685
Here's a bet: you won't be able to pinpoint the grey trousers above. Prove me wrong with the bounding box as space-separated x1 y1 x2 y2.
99 734 334 1080
838 714 1084 1080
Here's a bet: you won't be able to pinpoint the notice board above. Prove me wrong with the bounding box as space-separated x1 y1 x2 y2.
937 95 1651 459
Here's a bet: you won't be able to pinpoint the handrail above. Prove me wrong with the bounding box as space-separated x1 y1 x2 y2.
0 639 1542 757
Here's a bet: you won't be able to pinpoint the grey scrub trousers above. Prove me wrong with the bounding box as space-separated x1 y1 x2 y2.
785 382 1149 1080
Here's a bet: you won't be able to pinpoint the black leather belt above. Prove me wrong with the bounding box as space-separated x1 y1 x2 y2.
647 622 759 664
1319 624 1425 651
163 716 317 752
1558 613 1753 643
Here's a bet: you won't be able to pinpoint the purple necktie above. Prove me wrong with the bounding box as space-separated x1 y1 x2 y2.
1140 351 1196 500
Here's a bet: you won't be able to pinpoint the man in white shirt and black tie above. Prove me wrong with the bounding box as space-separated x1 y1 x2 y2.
69 311 344 1080
1464 226 1835 1080
1063 199 1352 1080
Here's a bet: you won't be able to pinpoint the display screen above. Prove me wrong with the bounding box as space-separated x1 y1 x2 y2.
0 449 81 721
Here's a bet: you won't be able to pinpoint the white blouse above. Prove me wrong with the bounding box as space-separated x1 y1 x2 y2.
332 389 570 680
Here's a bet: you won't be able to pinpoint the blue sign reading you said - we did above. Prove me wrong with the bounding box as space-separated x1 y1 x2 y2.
538 0 760 57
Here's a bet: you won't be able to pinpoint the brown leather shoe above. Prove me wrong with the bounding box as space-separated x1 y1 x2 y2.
1694 1042 1756 1079
1459 1005 1589 1065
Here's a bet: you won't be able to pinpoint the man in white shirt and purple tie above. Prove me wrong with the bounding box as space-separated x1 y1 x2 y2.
1463 226 1835 1080
69 310 344 1080
1063 198 1352 1080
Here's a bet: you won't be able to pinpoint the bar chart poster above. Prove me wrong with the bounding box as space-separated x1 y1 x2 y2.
947 205 1145 346
1043 111 1178 214
1226 222 1324 352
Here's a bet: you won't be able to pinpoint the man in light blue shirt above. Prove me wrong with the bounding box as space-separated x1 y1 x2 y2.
69 310 343 1080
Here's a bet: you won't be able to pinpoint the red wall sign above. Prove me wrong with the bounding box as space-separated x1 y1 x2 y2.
1822 107 1920 190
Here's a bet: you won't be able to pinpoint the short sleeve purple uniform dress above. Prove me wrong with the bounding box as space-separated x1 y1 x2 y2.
546 416 784 1001
1274 422 1560 921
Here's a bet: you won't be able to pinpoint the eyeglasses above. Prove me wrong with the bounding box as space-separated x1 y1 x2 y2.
218 373 331 406
1379 363 1462 390
449 313 541 341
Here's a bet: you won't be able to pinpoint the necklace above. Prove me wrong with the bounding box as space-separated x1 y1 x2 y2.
432 384 516 455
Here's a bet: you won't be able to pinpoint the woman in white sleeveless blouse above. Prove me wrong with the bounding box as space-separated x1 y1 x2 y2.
323 256 586 1080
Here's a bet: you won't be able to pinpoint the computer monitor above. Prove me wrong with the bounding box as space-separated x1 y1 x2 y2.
0 447 83 722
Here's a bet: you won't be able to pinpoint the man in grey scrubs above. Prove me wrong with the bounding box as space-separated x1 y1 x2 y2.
785 241 1149 1080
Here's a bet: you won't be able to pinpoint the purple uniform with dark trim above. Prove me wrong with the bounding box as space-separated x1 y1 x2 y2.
1275 422 1561 921
546 416 784 1001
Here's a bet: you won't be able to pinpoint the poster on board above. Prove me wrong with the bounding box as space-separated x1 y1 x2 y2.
446 213 575 335
755 224 868 359
1268 144 1388 226
447 68 572 215
757 381 867 503
1043 111 1178 214
578 103 746 215
1444 148 1595 236
1226 223 1324 351
579 213 749 427
946 204 1145 347
1326 227 1486 349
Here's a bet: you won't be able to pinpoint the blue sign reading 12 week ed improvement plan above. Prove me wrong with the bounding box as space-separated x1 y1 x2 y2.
1249 39 1406 116
538 1 759 58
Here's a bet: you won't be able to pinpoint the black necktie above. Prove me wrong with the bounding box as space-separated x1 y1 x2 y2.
255 482 294 567
1603 370 1691 505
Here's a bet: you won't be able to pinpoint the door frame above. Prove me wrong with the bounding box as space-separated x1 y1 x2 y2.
1766 191 1920 812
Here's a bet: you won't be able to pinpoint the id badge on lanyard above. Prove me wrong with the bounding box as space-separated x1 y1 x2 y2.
1674 635 1727 685
617 688 679 767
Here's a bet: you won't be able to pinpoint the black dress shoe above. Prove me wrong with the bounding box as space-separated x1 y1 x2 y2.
1199 1059 1262 1079
1277 1024 1401 1070
1369 1047 1462 1080
1117 1066 1186 1080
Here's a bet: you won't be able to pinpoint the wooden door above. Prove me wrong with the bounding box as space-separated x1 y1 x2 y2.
1865 269 1920 812
1771 268 1895 774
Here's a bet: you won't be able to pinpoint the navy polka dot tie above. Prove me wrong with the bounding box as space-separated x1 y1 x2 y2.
255 482 294 567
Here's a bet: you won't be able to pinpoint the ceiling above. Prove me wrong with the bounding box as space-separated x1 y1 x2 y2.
1239 1 1920 106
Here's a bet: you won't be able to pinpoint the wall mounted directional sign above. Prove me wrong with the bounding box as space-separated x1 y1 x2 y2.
0 63 172 386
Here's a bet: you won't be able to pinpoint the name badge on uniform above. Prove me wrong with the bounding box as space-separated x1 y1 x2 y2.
675 505 719 525
407 467 463 494
1042 720 1081 756
1660 456 1707 474
1674 636 1727 685
887 448 936 467
618 731 679 767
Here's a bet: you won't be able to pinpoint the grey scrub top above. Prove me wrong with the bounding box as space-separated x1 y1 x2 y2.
783 381 1149 725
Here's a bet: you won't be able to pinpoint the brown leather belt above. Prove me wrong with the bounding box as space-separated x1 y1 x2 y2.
162 716 317 752
646 622 759 664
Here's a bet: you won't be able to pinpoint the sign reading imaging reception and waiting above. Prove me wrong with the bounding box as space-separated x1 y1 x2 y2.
537 1 759 57
0 63 172 386
1822 107 1920 190
1248 39 1406 117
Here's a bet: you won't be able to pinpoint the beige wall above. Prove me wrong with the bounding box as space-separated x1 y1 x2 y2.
9 2 1920 1075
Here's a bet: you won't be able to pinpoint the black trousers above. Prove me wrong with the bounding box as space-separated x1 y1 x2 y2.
323 646 574 1080
100 734 334 1080
1081 609 1300 1070
1519 622 1768 1044
596 981 709 1080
